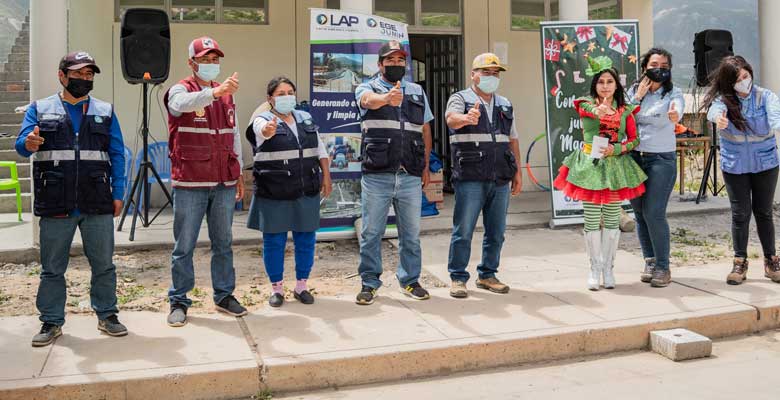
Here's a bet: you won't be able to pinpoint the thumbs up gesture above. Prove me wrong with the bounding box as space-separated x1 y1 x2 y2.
24 126 44 152
385 81 403 107
716 109 729 130
261 116 279 139
466 101 481 126
667 101 680 122
214 72 239 98
594 97 615 118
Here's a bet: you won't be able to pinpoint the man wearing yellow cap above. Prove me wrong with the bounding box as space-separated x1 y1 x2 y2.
444 53 522 298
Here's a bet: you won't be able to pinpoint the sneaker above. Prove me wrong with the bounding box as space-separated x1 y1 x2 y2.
32 322 62 347
401 282 430 300
450 280 468 298
476 277 510 294
355 286 377 305
167 304 188 327
764 256 780 283
269 292 284 308
98 314 128 337
650 269 671 288
293 290 315 305
640 258 656 283
727 258 749 285
216 295 248 316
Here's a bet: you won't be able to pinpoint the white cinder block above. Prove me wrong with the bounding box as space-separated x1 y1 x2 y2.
650 328 712 361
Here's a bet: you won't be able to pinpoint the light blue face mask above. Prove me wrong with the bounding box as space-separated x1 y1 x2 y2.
273 95 296 115
477 75 500 94
196 63 220 81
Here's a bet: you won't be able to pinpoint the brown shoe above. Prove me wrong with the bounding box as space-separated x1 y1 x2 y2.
764 256 780 283
450 280 468 298
476 277 510 294
650 269 671 287
727 258 749 285
640 258 656 283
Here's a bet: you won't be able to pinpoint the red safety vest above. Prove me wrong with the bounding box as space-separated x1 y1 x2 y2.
164 76 240 188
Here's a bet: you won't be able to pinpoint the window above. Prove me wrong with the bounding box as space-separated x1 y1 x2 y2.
326 0 340 9
421 0 460 28
374 0 415 24
116 0 267 24
589 0 621 20
511 0 558 31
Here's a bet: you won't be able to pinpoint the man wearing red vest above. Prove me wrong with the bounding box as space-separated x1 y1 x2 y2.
163 36 245 327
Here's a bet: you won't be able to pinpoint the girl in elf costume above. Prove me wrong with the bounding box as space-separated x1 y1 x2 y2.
554 56 647 291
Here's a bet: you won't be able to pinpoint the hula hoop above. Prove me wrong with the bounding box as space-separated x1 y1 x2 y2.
525 132 551 191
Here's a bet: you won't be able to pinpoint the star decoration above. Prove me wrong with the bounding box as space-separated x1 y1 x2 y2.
563 41 576 53
605 25 614 40
628 55 637 64
587 41 597 52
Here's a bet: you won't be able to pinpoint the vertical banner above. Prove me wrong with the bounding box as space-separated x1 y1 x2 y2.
310 8 411 233
540 20 640 226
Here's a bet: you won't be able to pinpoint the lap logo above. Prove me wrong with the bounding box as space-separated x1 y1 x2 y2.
367 18 377 28
317 14 359 27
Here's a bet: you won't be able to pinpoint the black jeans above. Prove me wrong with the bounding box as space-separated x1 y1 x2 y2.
722 166 779 258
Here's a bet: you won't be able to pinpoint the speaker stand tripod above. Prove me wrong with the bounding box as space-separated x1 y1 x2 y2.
117 81 172 241
696 122 726 204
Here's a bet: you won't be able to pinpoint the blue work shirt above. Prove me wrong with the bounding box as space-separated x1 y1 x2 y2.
355 76 435 123
15 96 127 215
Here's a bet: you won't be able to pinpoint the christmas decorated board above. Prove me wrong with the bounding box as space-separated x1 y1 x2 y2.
540 20 640 226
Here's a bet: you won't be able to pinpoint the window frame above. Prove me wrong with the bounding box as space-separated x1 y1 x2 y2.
115 0 269 25
371 0 463 35
511 0 622 31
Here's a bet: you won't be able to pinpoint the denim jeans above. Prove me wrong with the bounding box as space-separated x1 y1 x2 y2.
262 231 316 283
629 151 677 270
37 214 117 325
358 171 422 289
447 181 510 282
169 184 237 307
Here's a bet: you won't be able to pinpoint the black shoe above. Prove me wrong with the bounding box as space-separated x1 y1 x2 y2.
98 315 128 337
650 269 672 287
355 286 377 305
167 304 188 327
216 295 248 316
293 290 315 305
401 282 430 300
269 293 284 308
32 322 62 347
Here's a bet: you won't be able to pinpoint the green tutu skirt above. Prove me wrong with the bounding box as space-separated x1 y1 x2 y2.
554 150 647 204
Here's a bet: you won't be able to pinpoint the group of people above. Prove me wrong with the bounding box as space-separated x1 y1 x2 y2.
15 36 780 347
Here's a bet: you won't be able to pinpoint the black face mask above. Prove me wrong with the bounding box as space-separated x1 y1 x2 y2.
64 78 94 98
382 65 406 83
645 68 671 83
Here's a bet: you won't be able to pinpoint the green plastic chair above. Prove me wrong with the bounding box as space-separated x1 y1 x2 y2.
0 161 22 221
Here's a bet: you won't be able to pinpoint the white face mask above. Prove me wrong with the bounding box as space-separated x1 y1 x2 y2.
734 77 752 94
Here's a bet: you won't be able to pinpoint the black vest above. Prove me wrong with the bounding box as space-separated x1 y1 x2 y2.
249 110 321 201
359 80 426 177
448 89 517 185
32 94 114 217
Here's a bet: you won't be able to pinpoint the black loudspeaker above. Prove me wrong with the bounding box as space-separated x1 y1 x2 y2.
694 29 733 86
120 8 170 84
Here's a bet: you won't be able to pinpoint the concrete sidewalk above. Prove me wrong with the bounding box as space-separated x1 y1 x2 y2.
2 226 779 400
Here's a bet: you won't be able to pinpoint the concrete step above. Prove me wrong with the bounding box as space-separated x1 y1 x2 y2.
0 113 23 125
0 124 22 137
7 53 28 63
0 149 27 163
0 101 28 113
0 176 32 191
0 192 31 213
1 81 30 91
0 161 30 179
0 91 29 102
15 36 29 45
0 71 29 82
11 44 28 54
3 62 28 72
0 134 17 149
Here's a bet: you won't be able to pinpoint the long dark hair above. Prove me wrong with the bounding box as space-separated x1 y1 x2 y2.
700 55 753 132
633 47 674 97
266 76 297 96
590 68 626 109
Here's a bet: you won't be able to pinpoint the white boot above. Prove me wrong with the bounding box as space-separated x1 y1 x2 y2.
584 230 602 291
601 228 620 289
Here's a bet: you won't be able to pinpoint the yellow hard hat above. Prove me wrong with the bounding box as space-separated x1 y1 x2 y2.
472 53 507 71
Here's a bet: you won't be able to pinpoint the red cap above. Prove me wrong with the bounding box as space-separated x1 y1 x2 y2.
188 36 225 59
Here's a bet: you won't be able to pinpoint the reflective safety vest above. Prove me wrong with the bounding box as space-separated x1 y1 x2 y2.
719 86 779 174
359 79 426 177
448 88 517 185
32 94 114 217
164 76 241 188
249 109 321 200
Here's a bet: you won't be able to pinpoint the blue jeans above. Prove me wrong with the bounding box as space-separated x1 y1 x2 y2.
169 184 236 307
448 181 510 282
358 171 422 289
629 151 677 270
37 214 117 326
262 231 316 283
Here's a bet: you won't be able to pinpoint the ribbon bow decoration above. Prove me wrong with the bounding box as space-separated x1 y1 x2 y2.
576 26 594 41
610 33 629 52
